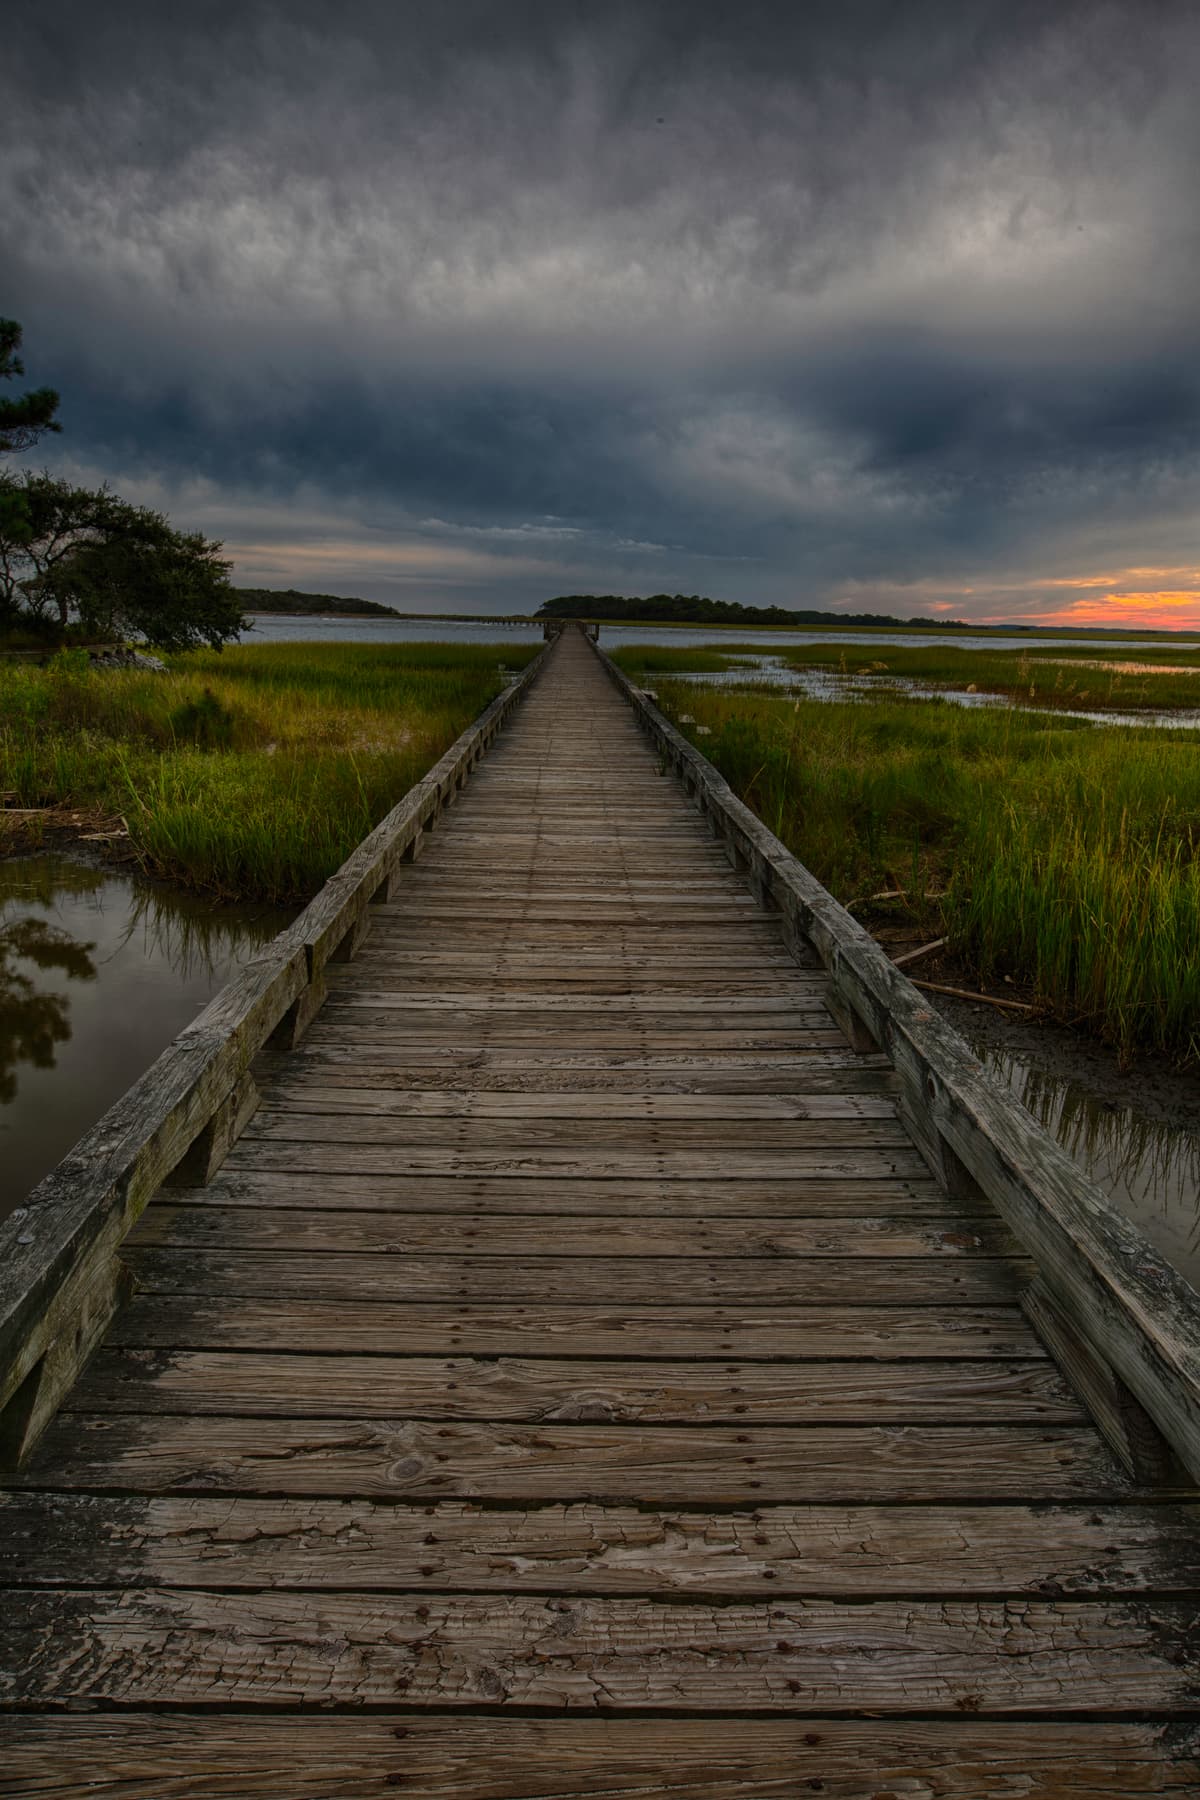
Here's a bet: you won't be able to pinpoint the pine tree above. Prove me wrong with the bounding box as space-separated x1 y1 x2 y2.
0 319 61 453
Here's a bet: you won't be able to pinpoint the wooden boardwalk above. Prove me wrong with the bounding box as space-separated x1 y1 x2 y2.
1 628 1199 1793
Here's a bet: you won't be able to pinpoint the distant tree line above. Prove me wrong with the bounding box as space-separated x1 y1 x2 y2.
535 594 970 629
1 318 244 651
236 588 399 617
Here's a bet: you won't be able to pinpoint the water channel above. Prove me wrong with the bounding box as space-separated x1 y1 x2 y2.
0 854 287 1221
680 653 1200 730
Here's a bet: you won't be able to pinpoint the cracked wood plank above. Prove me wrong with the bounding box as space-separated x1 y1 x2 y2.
7 1493 1200 1595
3 1589 1199 1711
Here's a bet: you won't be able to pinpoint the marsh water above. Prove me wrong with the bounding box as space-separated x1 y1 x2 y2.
969 1040 1200 1291
0 855 288 1220
680 653 1200 730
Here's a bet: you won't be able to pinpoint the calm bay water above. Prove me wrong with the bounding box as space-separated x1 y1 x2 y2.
0 855 287 1219
246 612 1190 656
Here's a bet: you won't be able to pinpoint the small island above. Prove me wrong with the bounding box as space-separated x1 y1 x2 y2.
535 593 971 628
237 587 401 618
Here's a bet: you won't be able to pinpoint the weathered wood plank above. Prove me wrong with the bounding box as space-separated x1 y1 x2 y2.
111 1297 1046 1359
239 1116 915 1151
131 1206 1015 1260
1 1716 1194 1799
221 1142 939 1180
7 1493 1197 1594
256 1085 900 1120
320 992 831 1014
5 1589 1198 1711
10 1418 1155 1502
68 1349 1079 1423
296 1027 855 1051
1025 1274 1175 1483
284 1046 898 1090
121 1247 1030 1304
147 1168 955 1215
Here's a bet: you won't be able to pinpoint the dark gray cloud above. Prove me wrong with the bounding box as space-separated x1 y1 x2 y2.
3 0 1200 621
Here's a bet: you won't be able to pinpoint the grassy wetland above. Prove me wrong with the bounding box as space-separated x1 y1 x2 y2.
0 641 537 904
776 639 1200 711
614 644 1200 1064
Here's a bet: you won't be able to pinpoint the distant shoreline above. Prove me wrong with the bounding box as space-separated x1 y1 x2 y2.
242 610 1200 642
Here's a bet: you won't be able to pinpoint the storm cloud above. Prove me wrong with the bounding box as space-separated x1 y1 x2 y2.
4 0 1199 621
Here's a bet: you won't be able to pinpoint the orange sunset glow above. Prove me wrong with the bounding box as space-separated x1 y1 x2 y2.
1012 592 1200 630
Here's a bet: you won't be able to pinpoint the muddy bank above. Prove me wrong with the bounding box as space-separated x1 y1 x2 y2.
930 986 1200 1134
869 920 1200 1130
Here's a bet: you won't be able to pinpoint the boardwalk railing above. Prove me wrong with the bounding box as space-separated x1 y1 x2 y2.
593 636 1200 1488
0 645 551 1467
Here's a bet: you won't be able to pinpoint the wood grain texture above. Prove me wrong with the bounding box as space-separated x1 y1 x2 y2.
166 1167 960 1216
67 1348 1080 1423
130 1205 1017 1259
8 1493 1198 1594
221 1142 941 1180
111 1297 1047 1358
4 1588 1198 1711
1 1716 1195 1799
11 1417 1156 1502
121 1246 1030 1304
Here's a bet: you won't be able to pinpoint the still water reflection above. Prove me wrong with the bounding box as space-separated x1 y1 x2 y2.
976 1044 1200 1292
0 855 288 1219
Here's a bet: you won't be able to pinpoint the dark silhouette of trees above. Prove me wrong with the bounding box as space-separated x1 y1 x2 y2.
0 320 61 455
0 918 96 1104
0 320 244 651
536 594 970 629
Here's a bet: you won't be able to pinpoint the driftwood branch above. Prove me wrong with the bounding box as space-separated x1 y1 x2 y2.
911 979 1035 1015
891 938 947 968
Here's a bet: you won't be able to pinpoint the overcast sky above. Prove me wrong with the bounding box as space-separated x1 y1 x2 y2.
4 0 1199 623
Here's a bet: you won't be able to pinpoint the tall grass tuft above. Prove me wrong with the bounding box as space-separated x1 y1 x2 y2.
629 671 1200 1064
0 642 537 903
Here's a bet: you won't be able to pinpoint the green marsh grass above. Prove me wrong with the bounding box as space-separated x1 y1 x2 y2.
0 642 537 903
611 644 756 676
618 666 1200 1063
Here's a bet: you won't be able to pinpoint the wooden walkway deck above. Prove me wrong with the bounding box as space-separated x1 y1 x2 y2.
2 629 1199 1794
